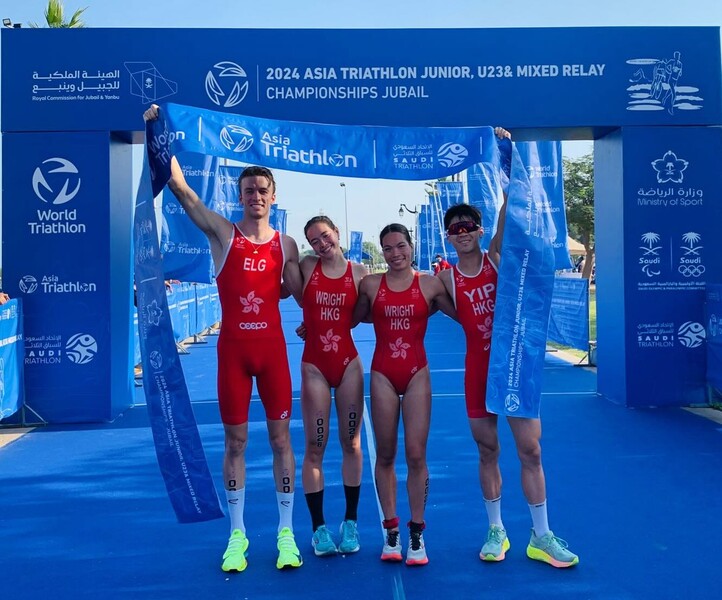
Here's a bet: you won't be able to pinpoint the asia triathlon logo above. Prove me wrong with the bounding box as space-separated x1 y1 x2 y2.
639 232 661 277
18 275 38 294
205 61 249 108
65 333 98 365
677 321 705 348
678 232 705 278
504 393 520 413
220 124 254 153
437 142 468 168
32 158 81 205
651 151 688 184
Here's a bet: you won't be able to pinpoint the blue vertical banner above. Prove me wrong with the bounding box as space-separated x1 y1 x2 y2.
161 154 217 284
435 181 463 263
135 117 224 523
516 141 572 270
487 146 557 418
349 231 363 263
0 300 25 421
274 208 288 234
547 276 590 351
467 162 504 251
705 285 722 390
418 206 433 272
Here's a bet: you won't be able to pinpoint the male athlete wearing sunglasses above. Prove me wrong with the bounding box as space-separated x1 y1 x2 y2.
435 128 579 569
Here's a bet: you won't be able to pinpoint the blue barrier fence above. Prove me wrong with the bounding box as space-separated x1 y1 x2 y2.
133 283 221 367
0 299 25 421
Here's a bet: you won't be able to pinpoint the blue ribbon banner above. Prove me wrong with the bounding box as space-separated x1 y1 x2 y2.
435 181 463 263
547 276 590 351
135 128 224 523
418 206 433 271
0 299 25 421
516 141 572 270
486 145 557 418
149 102 500 184
467 162 504 251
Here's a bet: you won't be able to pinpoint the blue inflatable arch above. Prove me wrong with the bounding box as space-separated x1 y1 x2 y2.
2 26 721 422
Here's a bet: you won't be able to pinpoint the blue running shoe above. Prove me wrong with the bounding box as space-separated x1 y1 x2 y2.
480 525 510 561
338 520 360 554
311 525 338 557
526 529 579 568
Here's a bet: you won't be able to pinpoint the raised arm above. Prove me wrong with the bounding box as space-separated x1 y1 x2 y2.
488 126 512 267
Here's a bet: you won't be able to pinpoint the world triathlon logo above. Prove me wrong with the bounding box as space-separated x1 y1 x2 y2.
651 151 688 184
18 275 38 294
205 61 249 108
65 333 98 365
437 143 468 168
32 157 81 205
677 322 705 348
220 125 254 153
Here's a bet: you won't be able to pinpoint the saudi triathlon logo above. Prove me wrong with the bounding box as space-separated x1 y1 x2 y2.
677 321 705 348
65 333 98 365
437 142 469 168
205 61 249 108
220 125 255 153
32 158 81 205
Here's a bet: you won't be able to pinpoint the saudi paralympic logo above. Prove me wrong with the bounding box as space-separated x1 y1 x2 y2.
205 61 249 108
437 142 468 168
220 125 254 153
32 157 81 205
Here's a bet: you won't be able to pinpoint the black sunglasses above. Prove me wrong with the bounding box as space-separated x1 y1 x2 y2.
447 221 480 236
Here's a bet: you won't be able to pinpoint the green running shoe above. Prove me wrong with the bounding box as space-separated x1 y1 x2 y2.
276 527 303 569
526 529 579 568
480 525 510 561
338 519 360 554
311 525 338 556
221 529 249 573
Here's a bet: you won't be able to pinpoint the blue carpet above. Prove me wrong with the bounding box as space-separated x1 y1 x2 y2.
1 299 721 599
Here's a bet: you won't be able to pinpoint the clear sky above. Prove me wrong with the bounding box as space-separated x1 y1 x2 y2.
2 0 721 257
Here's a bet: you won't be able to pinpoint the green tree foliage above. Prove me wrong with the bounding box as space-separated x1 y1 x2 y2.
563 153 595 279
29 0 87 28
362 241 383 269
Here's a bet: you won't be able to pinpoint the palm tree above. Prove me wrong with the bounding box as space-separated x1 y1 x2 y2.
28 0 87 28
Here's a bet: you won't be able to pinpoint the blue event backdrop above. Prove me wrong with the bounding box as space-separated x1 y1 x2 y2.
1 26 721 422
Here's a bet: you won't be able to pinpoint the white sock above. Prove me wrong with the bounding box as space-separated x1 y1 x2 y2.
226 488 246 535
483 496 504 529
529 500 550 537
277 491 294 533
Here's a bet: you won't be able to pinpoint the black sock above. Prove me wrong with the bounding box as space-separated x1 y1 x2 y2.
305 490 325 532
343 484 361 521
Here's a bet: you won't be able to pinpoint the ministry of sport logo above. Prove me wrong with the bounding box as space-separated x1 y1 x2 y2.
205 61 249 108
220 125 255 153
32 158 81 204
437 142 468 168
651 151 688 184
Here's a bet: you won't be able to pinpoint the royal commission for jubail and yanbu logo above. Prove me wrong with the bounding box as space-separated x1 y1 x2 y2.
28 157 87 235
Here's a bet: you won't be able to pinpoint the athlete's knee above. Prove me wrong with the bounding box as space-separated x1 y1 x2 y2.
268 428 292 454
405 446 427 472
516 440 542 468
224 433 248 458
304 442 325 465
478 440 500 465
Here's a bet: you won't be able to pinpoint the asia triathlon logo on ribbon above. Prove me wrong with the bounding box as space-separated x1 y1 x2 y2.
652 151 688 183
678 232 704 278
626 51 704 114
639 232 661 277
220 124 254 153
18 275 38 294
437 142 468 168
205 61 249 108
677 321 705 348
149 350 163 370
504 393 520 413
65 333 98 364
32 157 81 204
